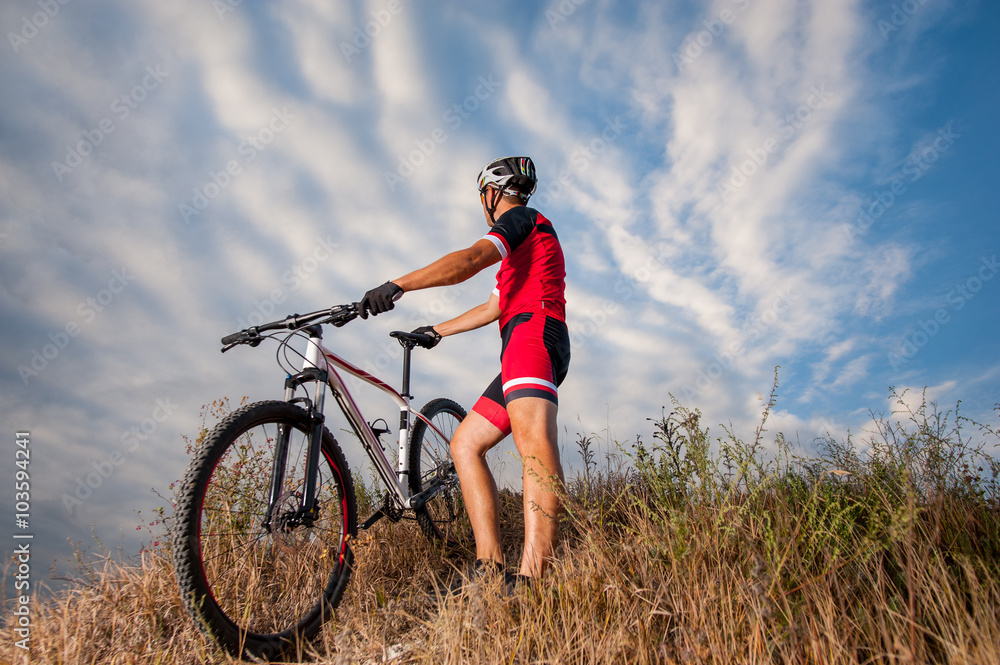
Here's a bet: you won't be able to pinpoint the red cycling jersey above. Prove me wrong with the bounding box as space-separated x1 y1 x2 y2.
472 206 570 434
481 207 566 327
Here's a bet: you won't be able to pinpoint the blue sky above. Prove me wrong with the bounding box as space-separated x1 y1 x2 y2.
2 0 998 587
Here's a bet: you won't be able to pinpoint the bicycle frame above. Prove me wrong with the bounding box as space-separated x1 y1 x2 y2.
273 325 449 526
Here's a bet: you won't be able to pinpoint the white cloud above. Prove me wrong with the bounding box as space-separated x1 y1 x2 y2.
829 354 873 391
504 68 576 150
370 4 436 150
607 226 731 330
276 0 362 104
811 337 856 382
145 2 281 133
854 244 912 319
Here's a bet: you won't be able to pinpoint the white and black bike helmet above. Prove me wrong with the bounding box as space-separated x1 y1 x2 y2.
477 156 537 201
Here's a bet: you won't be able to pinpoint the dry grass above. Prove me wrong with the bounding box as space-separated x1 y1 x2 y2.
5 385 1000 664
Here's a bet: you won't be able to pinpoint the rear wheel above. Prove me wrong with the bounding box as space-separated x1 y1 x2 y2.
408 398 469 545
173 400 357 661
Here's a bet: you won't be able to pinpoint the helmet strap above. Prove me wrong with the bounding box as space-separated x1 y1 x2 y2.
484 186 503 225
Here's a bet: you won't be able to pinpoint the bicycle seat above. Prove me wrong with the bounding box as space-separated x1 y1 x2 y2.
390 330 435 348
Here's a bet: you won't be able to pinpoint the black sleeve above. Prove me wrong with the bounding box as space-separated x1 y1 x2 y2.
487 207 538 255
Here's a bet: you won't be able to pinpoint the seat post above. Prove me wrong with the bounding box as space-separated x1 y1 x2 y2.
400 341 414 400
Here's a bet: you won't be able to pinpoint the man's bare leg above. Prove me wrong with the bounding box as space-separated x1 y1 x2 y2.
449 410 507 565
507 397 563 578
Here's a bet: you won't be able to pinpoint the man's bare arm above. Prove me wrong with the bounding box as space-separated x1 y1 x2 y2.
434 293 501 337
393 238 500 292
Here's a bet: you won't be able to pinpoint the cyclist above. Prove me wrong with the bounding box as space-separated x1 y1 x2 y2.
360 156 570 584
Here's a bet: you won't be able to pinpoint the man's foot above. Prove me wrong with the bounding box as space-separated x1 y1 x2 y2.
449 558 505 595
503 572 534 596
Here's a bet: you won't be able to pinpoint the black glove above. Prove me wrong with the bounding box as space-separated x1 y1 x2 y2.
360 281 403 318
411 325 442 348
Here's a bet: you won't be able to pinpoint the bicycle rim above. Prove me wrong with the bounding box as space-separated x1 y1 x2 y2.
409 398 469 544
174 401 356 659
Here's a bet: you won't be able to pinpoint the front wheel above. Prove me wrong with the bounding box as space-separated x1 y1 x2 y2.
408 398 469 545
172 400 357 661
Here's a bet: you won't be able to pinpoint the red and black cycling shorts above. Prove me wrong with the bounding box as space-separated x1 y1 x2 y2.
472 311 571 435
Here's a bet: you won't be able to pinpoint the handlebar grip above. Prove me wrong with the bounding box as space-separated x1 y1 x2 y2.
221 331 245 346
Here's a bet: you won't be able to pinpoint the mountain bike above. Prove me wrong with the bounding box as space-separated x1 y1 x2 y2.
172 303 468 660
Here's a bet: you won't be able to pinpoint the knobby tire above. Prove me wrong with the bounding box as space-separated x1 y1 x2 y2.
172 400 357 661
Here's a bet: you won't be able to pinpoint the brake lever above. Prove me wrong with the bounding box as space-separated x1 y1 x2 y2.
330 303 361 327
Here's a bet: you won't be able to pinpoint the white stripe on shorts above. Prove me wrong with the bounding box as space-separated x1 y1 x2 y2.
503 376 558 394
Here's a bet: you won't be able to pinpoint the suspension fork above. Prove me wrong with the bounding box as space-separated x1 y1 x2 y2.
263 329 328 532
263 416 291 533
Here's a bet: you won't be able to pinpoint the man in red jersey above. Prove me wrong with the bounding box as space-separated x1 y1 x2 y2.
360 156 570 585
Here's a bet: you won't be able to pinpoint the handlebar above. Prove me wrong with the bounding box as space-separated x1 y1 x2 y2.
220 303 360 352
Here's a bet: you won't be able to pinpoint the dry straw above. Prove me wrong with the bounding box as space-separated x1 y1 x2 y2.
4 381 999 663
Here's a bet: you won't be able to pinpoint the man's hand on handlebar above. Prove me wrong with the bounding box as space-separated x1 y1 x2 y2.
359 281 403 319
